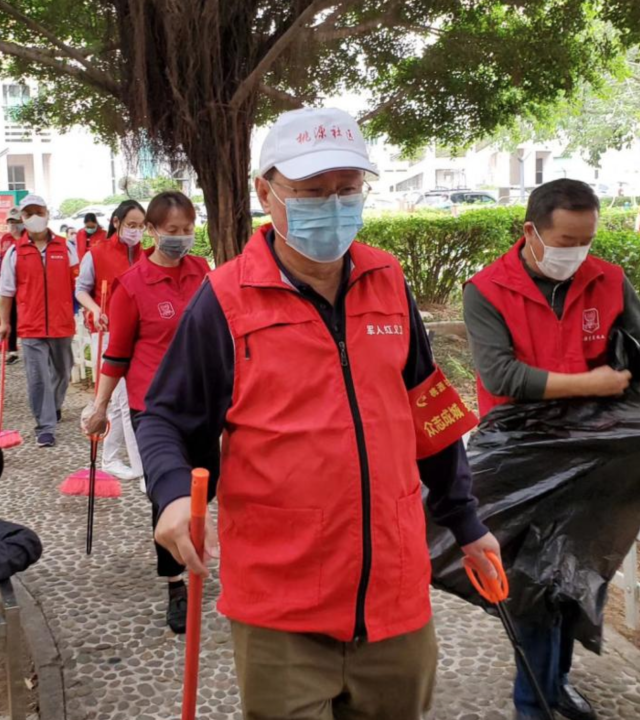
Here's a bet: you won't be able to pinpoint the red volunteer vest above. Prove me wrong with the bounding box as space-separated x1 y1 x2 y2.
76 227 106 261
115 249 209 410
86 235 142 333
0 233 16 264
469 238 625 417
210 226 476 642
15 233 76 338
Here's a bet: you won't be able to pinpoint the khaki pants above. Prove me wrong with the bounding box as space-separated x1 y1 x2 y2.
231 620 438 720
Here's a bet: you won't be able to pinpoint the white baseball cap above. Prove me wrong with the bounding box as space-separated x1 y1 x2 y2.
259 107 379 181
7 207 21 221
19 194 47 210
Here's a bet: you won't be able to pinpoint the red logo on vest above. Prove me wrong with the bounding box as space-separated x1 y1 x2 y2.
158 301 175 319
583 308 600 334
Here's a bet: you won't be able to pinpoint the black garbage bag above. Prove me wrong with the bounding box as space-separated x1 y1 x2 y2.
428 386 640 655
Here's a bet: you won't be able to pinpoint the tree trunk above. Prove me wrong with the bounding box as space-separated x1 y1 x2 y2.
186 104 256 266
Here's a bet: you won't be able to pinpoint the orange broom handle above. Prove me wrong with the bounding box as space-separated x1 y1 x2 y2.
182 468 210 720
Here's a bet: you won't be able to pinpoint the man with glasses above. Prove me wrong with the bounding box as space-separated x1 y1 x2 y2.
136 107 499 720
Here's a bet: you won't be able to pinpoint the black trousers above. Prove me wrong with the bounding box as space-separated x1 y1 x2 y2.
130 408 185 578
8 302 17 353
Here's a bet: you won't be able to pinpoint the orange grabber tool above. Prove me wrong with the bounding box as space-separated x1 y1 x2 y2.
463 551 554 720
86 280 111 555
182 468 210 720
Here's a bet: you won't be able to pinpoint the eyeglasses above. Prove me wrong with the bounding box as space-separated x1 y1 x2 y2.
270 179 371 201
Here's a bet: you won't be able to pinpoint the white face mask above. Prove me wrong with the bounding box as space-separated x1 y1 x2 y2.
530 226 591 282
23 214 48 234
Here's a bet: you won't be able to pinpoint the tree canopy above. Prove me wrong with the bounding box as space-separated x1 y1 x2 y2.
0 0 638 261
489 48 640 167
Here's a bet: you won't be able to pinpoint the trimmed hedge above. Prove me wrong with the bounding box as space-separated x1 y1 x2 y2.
193 208 640 303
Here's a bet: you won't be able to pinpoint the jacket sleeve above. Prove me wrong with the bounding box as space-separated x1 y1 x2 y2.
135 281 234 516
463 283 548 400
403 283 488 546
0 520 43 582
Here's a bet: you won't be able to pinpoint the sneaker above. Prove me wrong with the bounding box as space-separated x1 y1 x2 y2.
56 409 62 423
102 460 140 481
166 585 188 634
37 433 56 448
6 353 19 365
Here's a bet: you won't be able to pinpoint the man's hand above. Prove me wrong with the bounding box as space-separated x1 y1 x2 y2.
154 497 218 577
461 531 502 579
585 365 632 397
92 308 109 332
0 322 10 342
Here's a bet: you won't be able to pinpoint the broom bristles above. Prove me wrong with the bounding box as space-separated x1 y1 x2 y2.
0 430 23 449
59 469 122 498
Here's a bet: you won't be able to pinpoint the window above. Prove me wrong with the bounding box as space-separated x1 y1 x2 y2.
7 166 26 191
2 84 30 108
536 157 544 185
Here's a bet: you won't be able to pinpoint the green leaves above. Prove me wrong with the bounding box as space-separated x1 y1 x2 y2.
357 207 639 303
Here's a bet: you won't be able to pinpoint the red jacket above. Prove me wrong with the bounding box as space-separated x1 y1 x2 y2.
210 227 437 642
468 238 625 416
0 233 16 266
86 234 142 333
76 227 106 261
115 250 209 410
15 233 76 338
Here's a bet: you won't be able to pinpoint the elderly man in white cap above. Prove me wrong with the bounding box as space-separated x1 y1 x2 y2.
0 194 78 447
136 107 500 720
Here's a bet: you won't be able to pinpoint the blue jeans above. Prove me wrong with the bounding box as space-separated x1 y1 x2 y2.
513 610 576 716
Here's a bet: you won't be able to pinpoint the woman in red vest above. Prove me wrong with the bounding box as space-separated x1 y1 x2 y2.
75 212 107 261
76 200 146 481
82 191 209 633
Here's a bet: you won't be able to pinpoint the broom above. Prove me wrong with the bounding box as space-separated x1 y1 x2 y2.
182 468 210 720
0 338 23 449
60 281 121 499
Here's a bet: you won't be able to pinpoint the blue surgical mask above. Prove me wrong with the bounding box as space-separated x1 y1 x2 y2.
270 185 364 263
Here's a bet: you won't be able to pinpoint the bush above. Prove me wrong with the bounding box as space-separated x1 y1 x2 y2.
598 208 637 232
359 208 640 304
59 198 92 217
590 230 640 289
359 208 520 304
193 225 212 258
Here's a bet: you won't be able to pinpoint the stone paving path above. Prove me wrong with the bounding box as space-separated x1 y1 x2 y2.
3 360 640 720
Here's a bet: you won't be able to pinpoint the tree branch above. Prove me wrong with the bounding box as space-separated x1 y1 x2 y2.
358 92 404 125
316 17 441 41
0 0 119 93
259 83 312 109
0 40 120 98
230 0 339 109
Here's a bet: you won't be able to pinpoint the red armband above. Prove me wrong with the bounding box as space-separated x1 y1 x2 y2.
408 366 478 459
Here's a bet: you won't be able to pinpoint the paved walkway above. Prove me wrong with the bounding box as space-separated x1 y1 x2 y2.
3 360 640 720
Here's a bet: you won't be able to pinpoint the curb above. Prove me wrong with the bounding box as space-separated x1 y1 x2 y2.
13 577 66 720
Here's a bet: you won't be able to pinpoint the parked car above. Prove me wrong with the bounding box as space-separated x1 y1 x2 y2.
413 190 497 209
50 204 117 235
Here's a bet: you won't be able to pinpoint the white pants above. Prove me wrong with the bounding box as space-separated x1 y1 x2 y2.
91 333 143 475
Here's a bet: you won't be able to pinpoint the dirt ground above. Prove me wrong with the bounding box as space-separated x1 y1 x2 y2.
425 301 640 651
